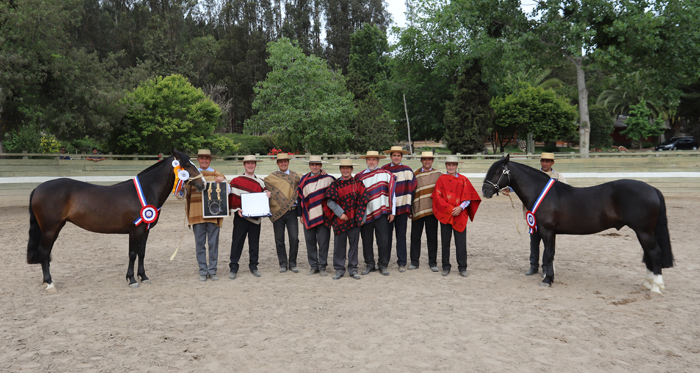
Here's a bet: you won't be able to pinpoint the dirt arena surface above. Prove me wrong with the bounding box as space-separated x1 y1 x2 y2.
1 195 699 372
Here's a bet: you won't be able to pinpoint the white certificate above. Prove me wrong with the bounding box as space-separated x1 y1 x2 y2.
241 192 272 218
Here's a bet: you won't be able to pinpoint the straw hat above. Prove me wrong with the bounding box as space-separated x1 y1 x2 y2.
540 152 555 160
358 151 386 159
238 155 262 163
383 146 410 155
333 159 360 166
197 149 212 157
420 151 435 159
303 155 328 164
275 153 293 161
444 155 464 164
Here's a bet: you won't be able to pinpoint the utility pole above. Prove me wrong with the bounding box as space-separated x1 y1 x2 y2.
403 94 413 154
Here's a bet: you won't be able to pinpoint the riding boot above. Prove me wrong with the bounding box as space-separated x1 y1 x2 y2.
525 265 538 276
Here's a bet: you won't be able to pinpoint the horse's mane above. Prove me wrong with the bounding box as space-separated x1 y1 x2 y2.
136 150 191 177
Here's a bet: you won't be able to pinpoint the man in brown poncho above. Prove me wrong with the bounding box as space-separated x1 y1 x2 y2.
185 149 227 282
264 153 302 273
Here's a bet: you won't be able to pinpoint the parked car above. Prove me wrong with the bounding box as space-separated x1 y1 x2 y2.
655 136 699 151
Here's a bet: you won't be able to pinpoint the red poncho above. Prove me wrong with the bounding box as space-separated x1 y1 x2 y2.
431 173 481 233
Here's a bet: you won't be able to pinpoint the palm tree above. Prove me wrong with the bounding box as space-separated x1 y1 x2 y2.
596 71 663 119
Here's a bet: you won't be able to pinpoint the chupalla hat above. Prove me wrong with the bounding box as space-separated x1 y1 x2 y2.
303 155 328 164
444 155 464 164
383 146 410 155
276 153 293 161
540 152 555 160
238 155 262 163
420 151 435 159
333 159 360 166
358 151 386 159
197 149 212 157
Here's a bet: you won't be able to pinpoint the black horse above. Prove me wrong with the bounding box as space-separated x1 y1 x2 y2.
482 154 673 294
27 150 206 291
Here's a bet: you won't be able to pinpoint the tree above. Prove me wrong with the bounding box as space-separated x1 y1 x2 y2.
443 60 492 154
349 91 395 152
110 75 222 154
245 38 355 154
346 23 390 101
588 105 614 150
621 99 664 149
491 86 578 150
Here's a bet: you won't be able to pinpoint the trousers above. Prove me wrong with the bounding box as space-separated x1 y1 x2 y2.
387 213 409 266
361 215 391 269
305 224 330 270
193 222 220 276
333 226 360 274
272 209 299 268
530 231 541 267
440 223 467 271
409 214 439 268
229 214 261 273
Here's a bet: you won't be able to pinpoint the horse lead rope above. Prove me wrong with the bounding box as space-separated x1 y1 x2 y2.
504 190 522 235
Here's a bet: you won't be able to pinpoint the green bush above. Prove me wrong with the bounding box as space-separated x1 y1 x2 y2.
222 133 268 155
4 124 42 153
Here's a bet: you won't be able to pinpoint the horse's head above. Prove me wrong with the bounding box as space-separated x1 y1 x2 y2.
173 150 206 192
482 154 511 198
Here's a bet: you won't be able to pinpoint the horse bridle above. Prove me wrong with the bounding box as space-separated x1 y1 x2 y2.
484 165 511 195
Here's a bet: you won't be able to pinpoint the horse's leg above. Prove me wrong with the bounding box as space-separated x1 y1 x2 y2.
127 232 140 288
137 231 150 284
635 230 664 294
39 222 65 293
540 231 556 287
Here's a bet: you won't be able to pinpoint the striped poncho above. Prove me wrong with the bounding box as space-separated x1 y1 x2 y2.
432 173 481 233
381 163 416 216
228 174 266 224
185 169 226 227
411 168 442 220
297 173 336 229
325 177 369 234
355 168 396 224
264 170 301 223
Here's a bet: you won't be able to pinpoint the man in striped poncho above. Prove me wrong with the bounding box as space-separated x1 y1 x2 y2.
355 151 397 276
409 151 442 272
297 156 335 276
381 146 417 272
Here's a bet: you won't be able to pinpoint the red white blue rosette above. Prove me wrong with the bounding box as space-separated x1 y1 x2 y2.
140 205 159 224
525 210 537 233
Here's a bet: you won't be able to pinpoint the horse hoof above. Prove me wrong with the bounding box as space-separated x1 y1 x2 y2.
642 279 653 290
539 282 551 287
650 284 663 295
45 283 57 293
129 282 140 289
141 279 151 285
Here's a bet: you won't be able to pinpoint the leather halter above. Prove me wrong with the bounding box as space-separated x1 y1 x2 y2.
484 165 511 194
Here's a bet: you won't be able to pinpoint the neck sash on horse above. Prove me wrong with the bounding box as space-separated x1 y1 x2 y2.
133 176 161 229
526 178 556 234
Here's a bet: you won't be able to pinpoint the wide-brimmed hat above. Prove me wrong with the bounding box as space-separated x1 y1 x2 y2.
275 153 293 161
540 152 555 160
197 149 212 157
383 146 410 155
444 155 464 164
420 151 435 159
333 159 360 166
358 151 386 159
303 155 328 164
238 155 262 163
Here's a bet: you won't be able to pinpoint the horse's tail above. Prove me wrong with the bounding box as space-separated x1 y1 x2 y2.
654 189 674 268
27 189 45 264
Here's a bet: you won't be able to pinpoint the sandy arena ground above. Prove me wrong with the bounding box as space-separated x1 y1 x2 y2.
1 195 699 372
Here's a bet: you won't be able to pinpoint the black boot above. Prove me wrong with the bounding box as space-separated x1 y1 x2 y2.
525 265 538 276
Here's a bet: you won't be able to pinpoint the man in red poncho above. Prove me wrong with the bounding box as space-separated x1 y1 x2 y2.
431 156 481 277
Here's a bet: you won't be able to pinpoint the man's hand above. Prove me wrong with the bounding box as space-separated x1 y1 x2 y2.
215 176 225 183
502 188 510 196
238 210 243 217
388 214 395 223
320 169 328 176
340 213 349 221
452 206 463 216
265 191 272 198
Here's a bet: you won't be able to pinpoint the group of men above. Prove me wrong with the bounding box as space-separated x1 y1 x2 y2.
184 147 498 282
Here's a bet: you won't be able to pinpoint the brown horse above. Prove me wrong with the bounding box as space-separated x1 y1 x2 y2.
482 154 673 294
27 150 206 291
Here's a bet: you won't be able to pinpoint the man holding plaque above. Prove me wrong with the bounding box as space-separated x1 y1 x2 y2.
229 155 270 279
185 149 227 282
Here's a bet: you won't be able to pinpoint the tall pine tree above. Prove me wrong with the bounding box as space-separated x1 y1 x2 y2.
443 60 492 154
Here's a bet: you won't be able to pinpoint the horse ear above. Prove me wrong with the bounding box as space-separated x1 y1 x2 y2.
171 149 180 160
502 153 510 164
